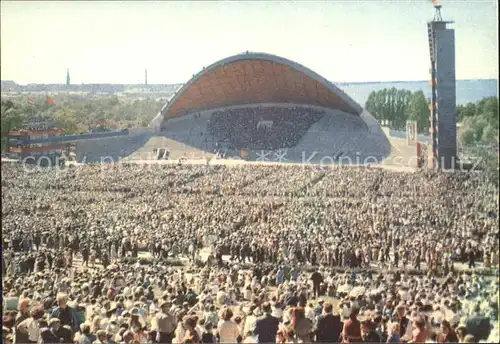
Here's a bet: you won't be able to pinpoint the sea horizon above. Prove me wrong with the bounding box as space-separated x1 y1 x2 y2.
336 78 498 85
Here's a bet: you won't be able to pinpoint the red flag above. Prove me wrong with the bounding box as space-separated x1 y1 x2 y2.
45 96 55 105
27 96 35 105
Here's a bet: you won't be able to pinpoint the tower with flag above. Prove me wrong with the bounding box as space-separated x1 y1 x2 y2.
427 0 457 170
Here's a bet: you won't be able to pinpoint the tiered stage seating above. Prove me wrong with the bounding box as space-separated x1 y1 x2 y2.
75 130 153 163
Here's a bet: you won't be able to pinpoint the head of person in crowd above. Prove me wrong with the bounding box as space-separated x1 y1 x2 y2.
323 302 333 315
261 302 272 315
349 306 360 320
31 305 45 320
18 298 31 316
57 293 69 309
396 304 406 320
221 307 233 322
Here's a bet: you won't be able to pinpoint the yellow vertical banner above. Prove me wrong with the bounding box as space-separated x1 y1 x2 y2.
406 120 417 146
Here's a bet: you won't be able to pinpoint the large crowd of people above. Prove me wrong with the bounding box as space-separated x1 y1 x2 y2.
208 107 324 150
2 162 499 344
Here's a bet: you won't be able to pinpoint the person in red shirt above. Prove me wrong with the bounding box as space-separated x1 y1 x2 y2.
341 306 362 343
411 316 429 343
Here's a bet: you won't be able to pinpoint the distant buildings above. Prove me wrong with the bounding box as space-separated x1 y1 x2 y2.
1 80 18 92
0 80 182 98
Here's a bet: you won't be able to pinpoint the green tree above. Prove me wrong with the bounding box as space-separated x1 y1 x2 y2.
477 97 499 130
0 95 165 152
474 146 499 187
457 96 499 185
482 125 499 144
467 116 489 143
365 92 378 119
459 126 476 146
1 100 24 152
457 102 476 122
365 88 412 129
406 90 430 134
458 97 498 144
53 108 80 133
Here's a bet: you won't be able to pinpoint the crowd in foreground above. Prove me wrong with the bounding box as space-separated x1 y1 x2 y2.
2 162 499 344
208 107 324 150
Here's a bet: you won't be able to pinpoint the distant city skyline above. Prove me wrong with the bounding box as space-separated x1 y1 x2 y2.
1 1 498 85
2 77 497 86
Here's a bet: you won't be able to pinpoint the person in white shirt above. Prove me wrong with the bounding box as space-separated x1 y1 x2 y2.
211 279 220 295
271 302 283 320
399 286 410 302
228 288 237 305
149 300 159 314
217 288 228 306
250 277 260 290
204 304 219 326
242 329 258 343
243 285 252 301
217 308 240 343
173 319 185 344
394 305 413 342
195 319 205 339
305 303 315 321
124 296 134 310
243 305 258 335
16 305 45 344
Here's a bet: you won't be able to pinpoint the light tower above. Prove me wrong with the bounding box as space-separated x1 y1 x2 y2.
145 68 148 86
427 0 457 170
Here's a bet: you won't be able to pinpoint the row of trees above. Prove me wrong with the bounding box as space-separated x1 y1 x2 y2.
365 88 498 149
457 96 498 146
364 88 430 133
457 96 498 186
1 95 165 152
365 88 498 185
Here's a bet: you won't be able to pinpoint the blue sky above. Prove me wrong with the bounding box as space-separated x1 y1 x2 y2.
1 0 497 84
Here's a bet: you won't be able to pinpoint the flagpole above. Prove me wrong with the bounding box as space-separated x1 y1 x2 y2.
29 96 34 120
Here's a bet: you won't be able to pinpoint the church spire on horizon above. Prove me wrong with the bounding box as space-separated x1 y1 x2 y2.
66 68 70 86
